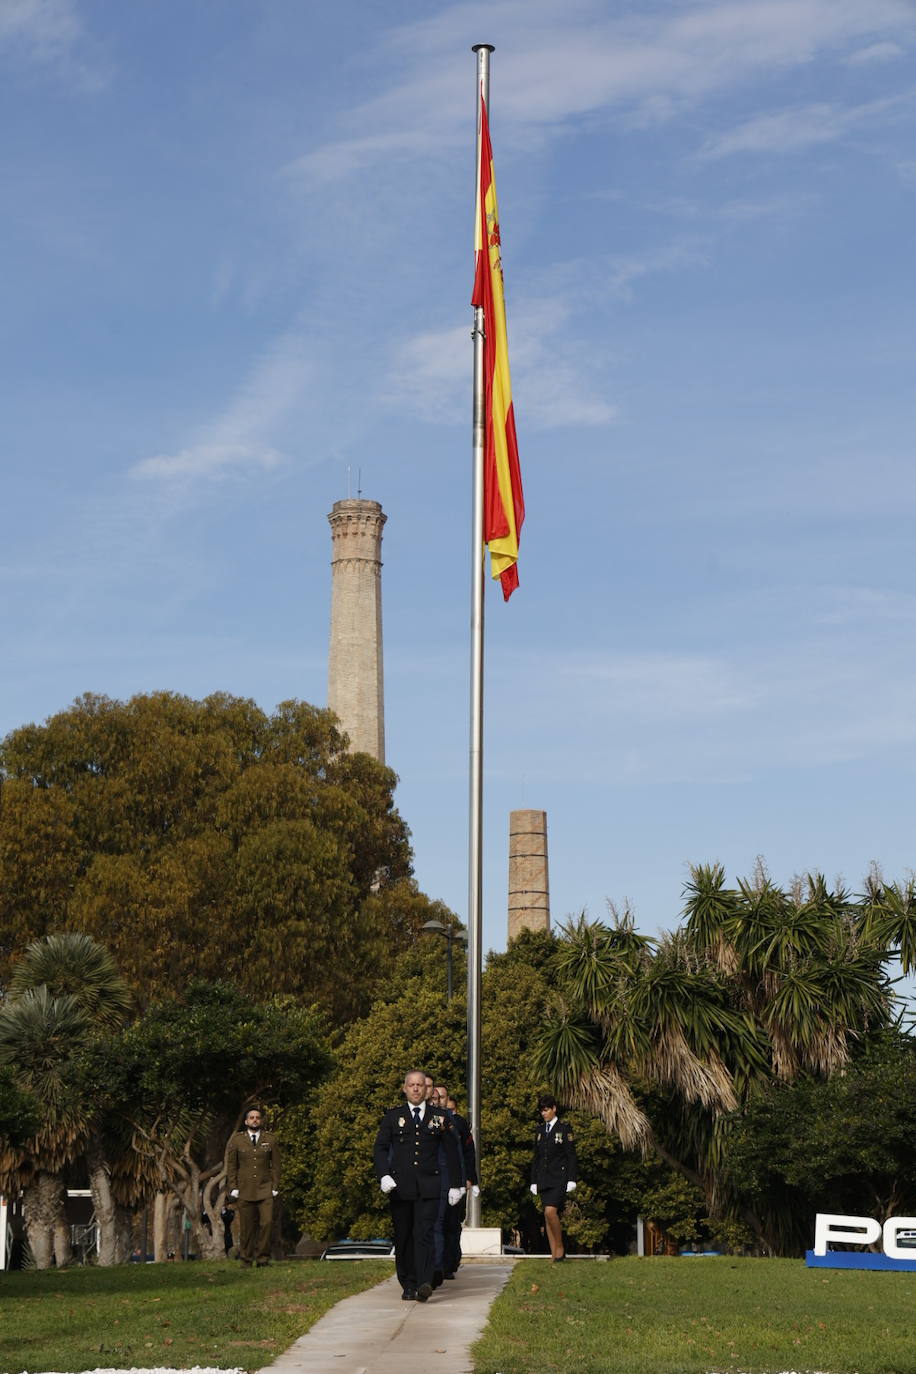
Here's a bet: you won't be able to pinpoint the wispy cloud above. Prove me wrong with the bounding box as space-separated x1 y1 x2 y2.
845 40 907 64
698 91 915 159
815 586 916 625
718 193 819 221
383 325 467 424
0 0 109 89
131 332 315 482
286 0 916 184
487 633 916 785
384 296 617 428
557 650 761 718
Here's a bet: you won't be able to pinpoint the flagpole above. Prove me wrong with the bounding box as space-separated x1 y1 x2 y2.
466 40 492 1232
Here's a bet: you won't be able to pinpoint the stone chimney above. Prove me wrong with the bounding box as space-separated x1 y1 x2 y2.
327 498 386 762
508 809 550 939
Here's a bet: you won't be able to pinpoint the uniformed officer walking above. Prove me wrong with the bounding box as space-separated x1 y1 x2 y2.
374 1069 463 1301
530 1093 578 1262
225 1106 280 1267
431 1084 479 1282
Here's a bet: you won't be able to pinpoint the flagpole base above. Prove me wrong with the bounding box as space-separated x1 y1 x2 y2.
460 1225 503 1256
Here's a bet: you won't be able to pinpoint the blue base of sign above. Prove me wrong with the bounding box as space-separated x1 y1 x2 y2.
806 1250 916 1272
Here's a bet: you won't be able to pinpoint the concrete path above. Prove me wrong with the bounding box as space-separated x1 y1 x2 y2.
256 1260 514 1374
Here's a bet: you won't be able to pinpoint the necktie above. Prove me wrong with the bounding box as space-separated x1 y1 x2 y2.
251 1134 257 1144
412 1107 421 1123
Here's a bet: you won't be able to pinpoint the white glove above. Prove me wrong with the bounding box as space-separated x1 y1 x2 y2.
470 1185 480 1198
380 1175 396 1194
566 1180 577 1193
230 1189 239 1199
448 1188 463 1206
530 1184 538 1195
272 1190 278 1197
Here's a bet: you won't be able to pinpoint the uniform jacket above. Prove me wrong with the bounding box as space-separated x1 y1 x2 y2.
531 1119 578 1190
374 1104 462 1201
449 1110 479 1186
225 1129 280 1202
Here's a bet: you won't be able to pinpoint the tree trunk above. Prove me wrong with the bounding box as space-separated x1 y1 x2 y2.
23 1171 70 1269
192 1213 225 1260
197 1168 228 1261
153 1190 177 1262
114 1205 134 1264
54 1213 72 1268
87 1135 118 1266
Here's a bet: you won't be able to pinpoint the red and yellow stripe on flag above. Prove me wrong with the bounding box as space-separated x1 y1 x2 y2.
472 93 524 600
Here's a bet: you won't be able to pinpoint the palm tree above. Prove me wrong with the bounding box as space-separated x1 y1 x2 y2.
860 871 916 978
535 866 898 1253
0 933 133 1266
8 931 132 1025
0 986 88 1267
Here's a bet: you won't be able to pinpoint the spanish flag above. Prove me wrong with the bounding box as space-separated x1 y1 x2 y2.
472 93 524 600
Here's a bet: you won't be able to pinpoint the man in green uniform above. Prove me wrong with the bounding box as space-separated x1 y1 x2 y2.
225 1106 280 1267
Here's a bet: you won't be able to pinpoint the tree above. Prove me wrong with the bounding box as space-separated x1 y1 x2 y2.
0 986 89 1267
0 933 133 1266
0 692 433 1021
84 980 331 1260
0 1066 38 1151
720 1034 916 1254
534 866 900 1254
290 931 647 1253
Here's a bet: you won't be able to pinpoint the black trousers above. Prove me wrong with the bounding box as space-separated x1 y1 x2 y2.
444 1192 466 1273
434 1188 465 1273
389 1193 439 1291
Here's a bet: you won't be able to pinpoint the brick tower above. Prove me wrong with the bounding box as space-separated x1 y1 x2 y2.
327 498 386 762
508 809 551 939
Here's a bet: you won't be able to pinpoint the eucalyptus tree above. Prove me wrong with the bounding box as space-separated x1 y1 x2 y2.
0 932 133 1266
535 865 898 1253
0 692 426 1022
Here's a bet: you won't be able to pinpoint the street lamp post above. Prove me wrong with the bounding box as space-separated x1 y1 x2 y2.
420 921 468 1001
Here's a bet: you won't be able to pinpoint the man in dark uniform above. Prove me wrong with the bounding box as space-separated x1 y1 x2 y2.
530 1093 578 1261
225 1106 280 1267
431 1084 479 1282
373 1069 464 1301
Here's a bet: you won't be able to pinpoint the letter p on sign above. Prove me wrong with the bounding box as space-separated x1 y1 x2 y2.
813 1214 881 1256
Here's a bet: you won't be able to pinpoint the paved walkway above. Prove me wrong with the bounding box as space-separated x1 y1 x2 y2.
256 1260 514 1374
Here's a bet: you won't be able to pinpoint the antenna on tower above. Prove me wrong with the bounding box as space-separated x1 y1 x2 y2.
357 468 363 497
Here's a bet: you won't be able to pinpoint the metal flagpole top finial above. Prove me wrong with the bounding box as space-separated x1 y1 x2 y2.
471 44 495 53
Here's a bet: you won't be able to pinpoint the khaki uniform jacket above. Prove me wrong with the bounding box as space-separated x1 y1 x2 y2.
225 1129 280 1202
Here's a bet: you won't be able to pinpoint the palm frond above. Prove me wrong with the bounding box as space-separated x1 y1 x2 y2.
8 932 132 1027
567 1062 653 1155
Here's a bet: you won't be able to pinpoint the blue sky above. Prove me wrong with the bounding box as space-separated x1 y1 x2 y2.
4 0 916 967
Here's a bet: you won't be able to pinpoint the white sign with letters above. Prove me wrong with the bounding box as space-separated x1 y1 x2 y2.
813 1213 916 1261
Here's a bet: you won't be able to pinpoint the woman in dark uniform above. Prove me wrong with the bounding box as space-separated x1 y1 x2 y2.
530 1093 578 1262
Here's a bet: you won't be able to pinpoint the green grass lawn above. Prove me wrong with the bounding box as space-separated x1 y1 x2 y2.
472 1257 916 1374
1 1258 391 1374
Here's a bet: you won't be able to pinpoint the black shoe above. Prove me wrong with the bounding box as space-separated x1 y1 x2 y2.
443 1271 455 1280
256 1259 270 1267
240 1258 252 1267
432 1269 443 1289
416 1282 433 1301
553 1254 566 1263
402 1288 418 1300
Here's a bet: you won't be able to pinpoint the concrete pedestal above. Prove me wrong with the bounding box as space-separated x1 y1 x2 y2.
460 1225 503 1256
